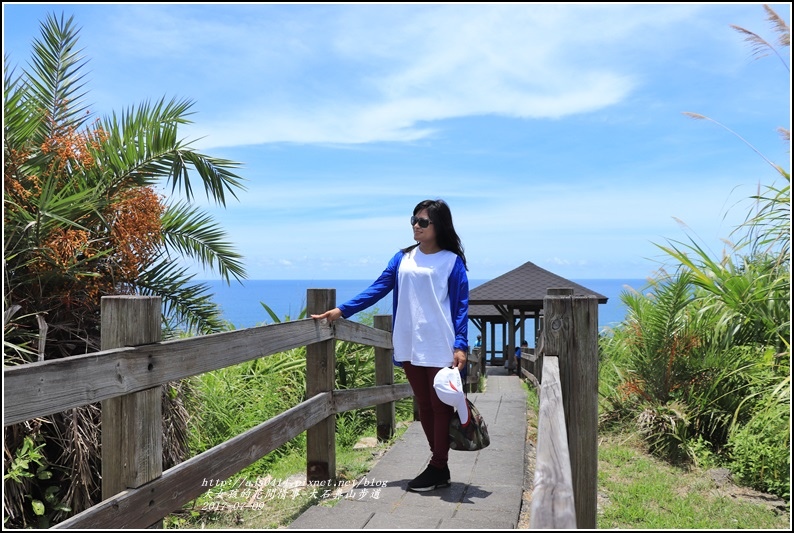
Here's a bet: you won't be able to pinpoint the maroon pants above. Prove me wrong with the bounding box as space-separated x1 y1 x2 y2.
403 362 454 469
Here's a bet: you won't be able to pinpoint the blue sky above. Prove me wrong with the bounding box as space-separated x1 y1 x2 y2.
4 3 791 282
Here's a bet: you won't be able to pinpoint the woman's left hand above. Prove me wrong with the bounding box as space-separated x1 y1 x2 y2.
453 349 467 371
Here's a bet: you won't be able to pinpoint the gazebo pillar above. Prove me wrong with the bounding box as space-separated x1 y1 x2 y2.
507 306 517 373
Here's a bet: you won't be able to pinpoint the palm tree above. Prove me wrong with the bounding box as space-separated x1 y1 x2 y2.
4 13 248 527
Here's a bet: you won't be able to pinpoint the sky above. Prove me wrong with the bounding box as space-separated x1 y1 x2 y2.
3 3 791 283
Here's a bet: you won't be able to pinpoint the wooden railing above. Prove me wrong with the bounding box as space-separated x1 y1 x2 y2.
5 287 599 529
3 289 412 529
527 288 599 529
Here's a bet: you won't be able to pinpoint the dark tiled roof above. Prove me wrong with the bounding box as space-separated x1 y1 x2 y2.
469 262 607 319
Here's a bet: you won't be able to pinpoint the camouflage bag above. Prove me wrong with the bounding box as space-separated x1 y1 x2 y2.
449 398 490 451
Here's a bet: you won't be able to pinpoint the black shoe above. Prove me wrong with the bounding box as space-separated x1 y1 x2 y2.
407 464 451 492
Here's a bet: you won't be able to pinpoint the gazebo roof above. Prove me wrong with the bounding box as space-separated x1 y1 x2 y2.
469 261 608 320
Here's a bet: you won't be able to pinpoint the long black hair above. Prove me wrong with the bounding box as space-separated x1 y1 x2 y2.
402 199 467 270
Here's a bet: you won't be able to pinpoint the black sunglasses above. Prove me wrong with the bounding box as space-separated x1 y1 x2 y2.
410 216 432 228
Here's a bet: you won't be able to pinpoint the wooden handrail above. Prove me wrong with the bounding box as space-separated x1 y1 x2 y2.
527 288 599 529
3 289 410 529
529 356 576 529
6 285 599 529
3 319 340 425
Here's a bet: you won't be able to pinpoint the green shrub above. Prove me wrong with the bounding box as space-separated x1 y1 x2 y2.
727 378 790 500
185 348 308 477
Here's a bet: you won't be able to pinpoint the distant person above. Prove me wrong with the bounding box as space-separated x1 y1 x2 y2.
513 345 521 374
311 199 469 493
474 334 482 349
516 340 528 375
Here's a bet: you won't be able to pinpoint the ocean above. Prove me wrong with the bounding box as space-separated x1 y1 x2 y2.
201 278 649 348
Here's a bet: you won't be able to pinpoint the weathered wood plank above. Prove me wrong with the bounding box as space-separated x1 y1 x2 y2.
333 383 413 414
100 296 163 502
520 366 539 388
373 315 396 441
569 294 599 530
529 356 576 529
4 319 333 425
306 289 336 483
53 394 332 529
334 318 392 348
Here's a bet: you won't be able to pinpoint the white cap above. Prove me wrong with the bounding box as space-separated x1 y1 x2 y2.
433 367 469 425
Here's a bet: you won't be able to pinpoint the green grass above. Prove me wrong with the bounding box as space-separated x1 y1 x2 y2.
524 383 789 530
597 430 790 529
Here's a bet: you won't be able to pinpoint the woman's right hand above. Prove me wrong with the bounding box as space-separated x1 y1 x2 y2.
310 308 343 323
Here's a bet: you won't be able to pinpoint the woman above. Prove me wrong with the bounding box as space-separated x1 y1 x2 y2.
311 198 469 492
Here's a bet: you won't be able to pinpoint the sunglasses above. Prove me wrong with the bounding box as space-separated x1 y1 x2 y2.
410 216 433 228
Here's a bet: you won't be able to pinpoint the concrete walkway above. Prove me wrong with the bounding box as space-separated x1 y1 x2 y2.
288 366 528 529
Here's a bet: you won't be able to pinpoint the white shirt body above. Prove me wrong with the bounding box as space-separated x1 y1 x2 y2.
392 247 457 367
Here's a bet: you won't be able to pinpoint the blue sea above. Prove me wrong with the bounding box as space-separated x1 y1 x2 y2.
201 278 649 348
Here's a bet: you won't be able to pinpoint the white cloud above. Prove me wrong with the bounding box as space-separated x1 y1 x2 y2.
178 3 708 149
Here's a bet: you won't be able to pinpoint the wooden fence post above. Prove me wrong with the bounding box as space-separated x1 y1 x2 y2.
306 289 336 483
544 288 599 529
467 348 480 393
100 296 162 506
374 315 395 442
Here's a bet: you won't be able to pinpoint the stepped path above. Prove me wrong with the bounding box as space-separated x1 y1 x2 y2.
288 366 528 529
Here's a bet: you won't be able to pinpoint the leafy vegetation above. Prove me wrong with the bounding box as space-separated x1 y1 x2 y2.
169 307 414 528
598 4 790 502
4 13 246 528
521 381 788 530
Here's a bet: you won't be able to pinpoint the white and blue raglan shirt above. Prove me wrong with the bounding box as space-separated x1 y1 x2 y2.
337 247 469 368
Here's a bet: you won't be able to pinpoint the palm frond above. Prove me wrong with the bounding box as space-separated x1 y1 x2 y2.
91 97 195 190
135 258 227 335
4 60 43 145
90 97 246 206
168 150 246 207
24 13 93 138
161 201 247 283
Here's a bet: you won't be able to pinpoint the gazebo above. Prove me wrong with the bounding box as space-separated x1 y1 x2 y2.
469 261 608 365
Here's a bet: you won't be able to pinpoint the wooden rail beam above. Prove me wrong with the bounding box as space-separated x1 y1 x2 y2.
4 320 334 426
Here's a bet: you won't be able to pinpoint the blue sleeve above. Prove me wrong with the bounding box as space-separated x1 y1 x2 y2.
448 256 469 352
337 251 403 318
